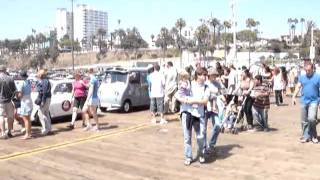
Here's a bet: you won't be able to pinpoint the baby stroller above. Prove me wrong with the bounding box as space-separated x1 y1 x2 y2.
220 96 247 134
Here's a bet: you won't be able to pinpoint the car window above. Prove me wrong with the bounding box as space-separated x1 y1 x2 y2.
54 82 73 93
140 72 148 85
105 71 127 83
129 72 140 84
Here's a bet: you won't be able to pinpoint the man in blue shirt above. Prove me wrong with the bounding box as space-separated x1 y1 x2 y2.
292 63 320 143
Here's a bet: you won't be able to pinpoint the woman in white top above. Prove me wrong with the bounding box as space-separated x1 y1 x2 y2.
272 67 284 106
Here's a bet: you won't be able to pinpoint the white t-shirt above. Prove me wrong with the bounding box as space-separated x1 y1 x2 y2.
206 80 223 114
164 67 178 94
189 81 210 118
228 69 237 94
149 71 165 98
273 73 283 90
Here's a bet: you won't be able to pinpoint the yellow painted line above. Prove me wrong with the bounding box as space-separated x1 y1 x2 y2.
0 123 152 161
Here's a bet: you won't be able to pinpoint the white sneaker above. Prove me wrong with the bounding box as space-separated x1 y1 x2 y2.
83 126 92 131
160 119 168 125
91 126 100 132
184 158 192 166
199 156 205 163
20 128 26 133
151 118 157 124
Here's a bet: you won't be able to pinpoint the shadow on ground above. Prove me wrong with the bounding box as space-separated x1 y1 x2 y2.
205 144 243 164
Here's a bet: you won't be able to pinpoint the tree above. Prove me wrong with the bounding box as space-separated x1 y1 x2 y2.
208 17 220 45
223 20 232 60
120 27 148 58
96 28 107 54
300 18 305 41
155 27 174 59
175 18 186 65
288 18 293 40
25 35 34 54
170 27 179 47
246 18 258 66
195 24 210 58
36 33 46 51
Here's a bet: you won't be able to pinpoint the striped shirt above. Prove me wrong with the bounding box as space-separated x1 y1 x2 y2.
252 83 270 109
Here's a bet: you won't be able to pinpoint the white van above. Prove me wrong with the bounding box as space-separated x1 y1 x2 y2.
98 67 150 112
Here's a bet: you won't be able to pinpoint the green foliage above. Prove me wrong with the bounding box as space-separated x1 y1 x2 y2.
195 24 210 56
151 54 158 59
155 27 174 51
237 30 257 42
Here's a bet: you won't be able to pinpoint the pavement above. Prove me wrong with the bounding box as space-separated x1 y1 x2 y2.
1 97 320 180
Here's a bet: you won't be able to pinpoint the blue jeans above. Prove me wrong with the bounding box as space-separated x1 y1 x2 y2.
252 106 268 129
181 112 205 160
206 112 221 148
301 103 318 140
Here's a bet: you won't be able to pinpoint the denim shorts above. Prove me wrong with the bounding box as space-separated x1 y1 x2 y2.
150 97 164 113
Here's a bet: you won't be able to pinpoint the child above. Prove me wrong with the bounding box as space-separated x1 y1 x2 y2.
251 75 270 131
205 68 226 153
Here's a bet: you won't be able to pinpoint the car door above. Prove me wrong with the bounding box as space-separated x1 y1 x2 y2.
140 71 150 106
128 71 140 106
50 82 73 118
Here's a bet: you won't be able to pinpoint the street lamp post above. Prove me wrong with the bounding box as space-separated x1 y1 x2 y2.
71 0 75 71
230 0 237 64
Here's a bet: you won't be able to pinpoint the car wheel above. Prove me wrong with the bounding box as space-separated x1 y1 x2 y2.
100 107 108 112
122 100 131 113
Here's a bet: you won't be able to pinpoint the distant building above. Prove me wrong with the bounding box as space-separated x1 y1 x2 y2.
182 26 195 40
55 4 108 50
56 8 72 40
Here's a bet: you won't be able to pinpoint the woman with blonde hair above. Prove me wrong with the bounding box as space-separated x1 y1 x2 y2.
36 69 52 135
67 70 88 129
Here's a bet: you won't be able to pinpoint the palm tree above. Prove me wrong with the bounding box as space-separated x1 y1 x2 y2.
291 24 296 41
25 35 33 54
96 28 107 53
223 21 231 61
195 24 210 58
36 33 46 52
246 18 257 66
208 18 220 46
292 18 298 38
175 18 186 66
300 18 305 40
150 34 155 48
288 18 293 40
217 24 224 49
160 27 170 60
256 21 260 39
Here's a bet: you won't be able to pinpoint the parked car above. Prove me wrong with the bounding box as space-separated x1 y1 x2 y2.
98 67 150 112
31 79 74 122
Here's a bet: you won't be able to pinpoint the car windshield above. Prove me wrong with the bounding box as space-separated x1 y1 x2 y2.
104 71 128 83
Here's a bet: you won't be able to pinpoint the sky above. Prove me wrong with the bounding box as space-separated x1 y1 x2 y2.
0 0 319 42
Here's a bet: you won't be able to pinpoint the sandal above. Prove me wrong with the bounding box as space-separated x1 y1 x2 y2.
21 135 32 140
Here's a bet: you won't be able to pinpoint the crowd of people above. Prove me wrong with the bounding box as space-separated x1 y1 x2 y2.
145 60 315 166
0 66 100 140
0 59 318 167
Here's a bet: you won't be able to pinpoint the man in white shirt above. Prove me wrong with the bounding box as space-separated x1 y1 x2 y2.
149 64 167 124
164 61 178 114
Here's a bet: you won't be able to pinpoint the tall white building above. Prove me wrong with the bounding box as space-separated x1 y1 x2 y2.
74 4 108 49
55 4 108 49
56 8 72 40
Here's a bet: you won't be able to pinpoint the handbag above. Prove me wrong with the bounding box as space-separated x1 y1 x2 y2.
35 94 42 105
